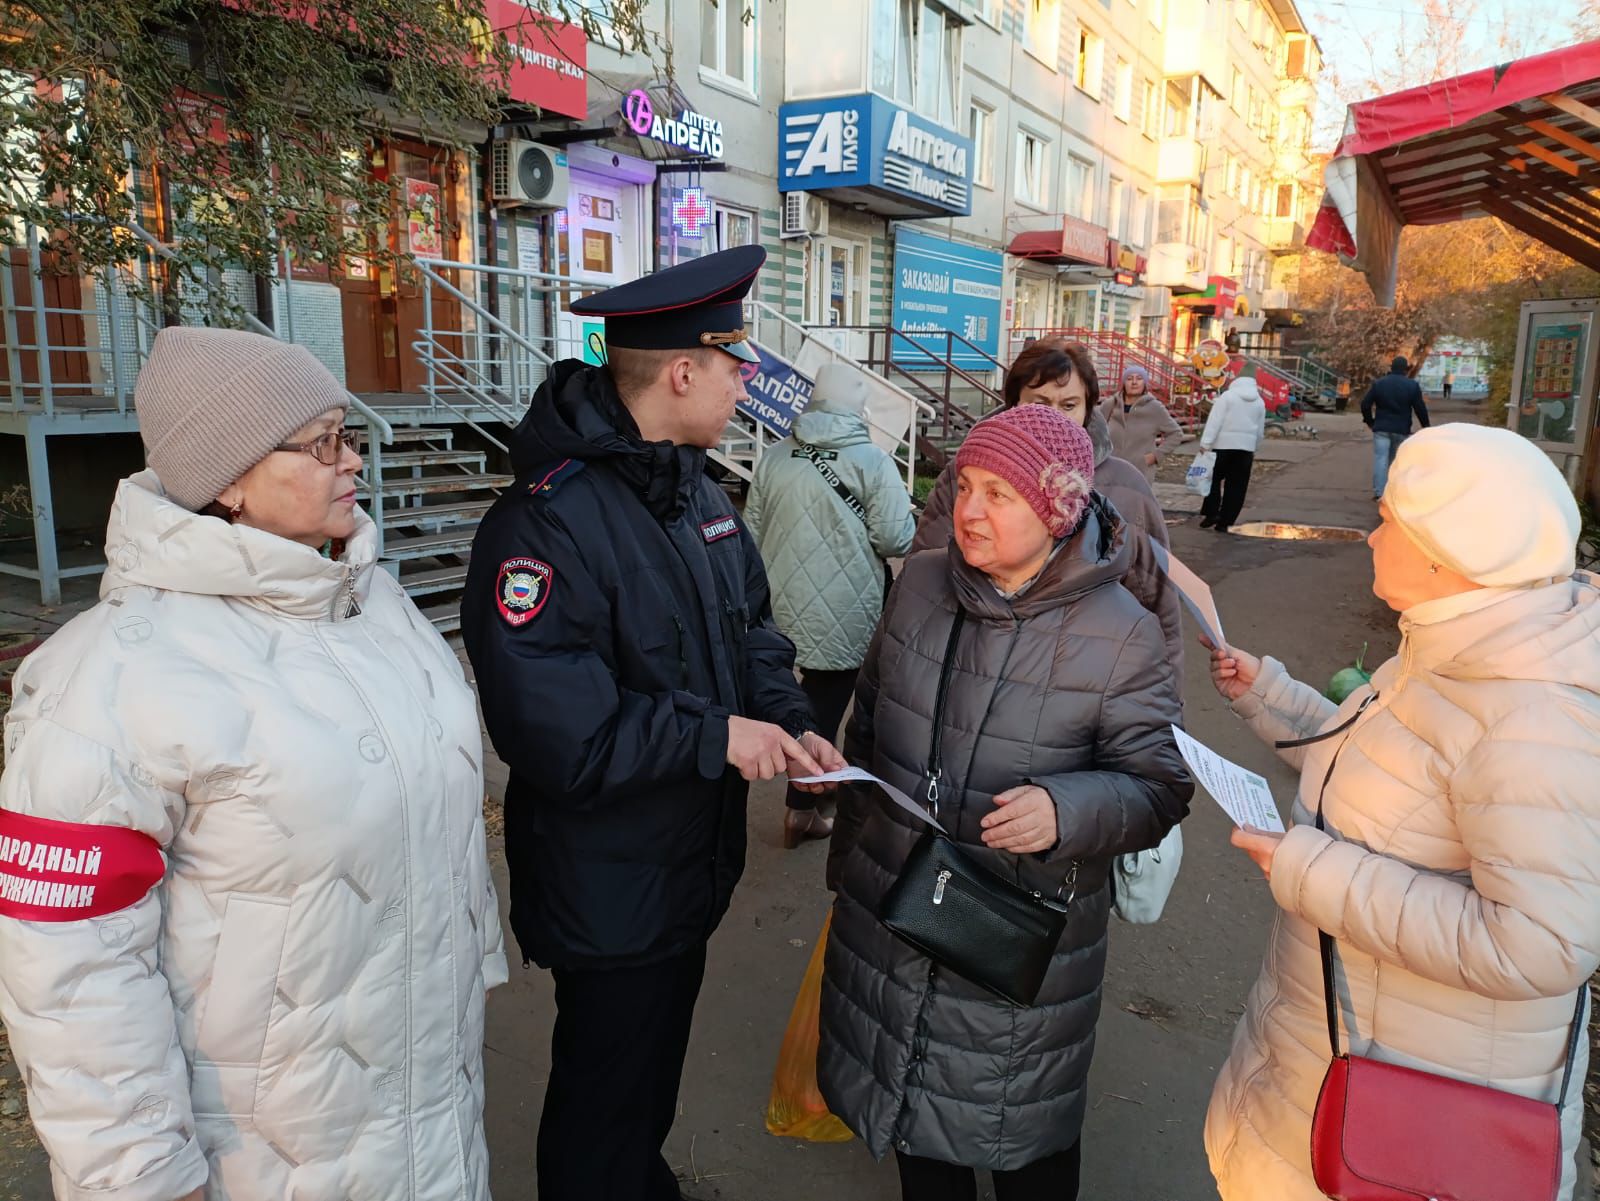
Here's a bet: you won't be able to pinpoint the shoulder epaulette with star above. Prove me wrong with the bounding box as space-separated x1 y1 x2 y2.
525 457 586 500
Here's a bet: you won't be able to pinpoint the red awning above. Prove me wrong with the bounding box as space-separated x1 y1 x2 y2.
1309 39 1600 304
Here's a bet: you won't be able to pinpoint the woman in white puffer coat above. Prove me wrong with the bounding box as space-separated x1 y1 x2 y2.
1202 423 1600 1201
0 328 506 1201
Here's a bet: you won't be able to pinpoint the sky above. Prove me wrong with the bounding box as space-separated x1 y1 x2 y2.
1296 0 1594 148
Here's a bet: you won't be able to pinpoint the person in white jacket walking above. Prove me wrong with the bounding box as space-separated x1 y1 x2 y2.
0 328 507 1201
1197 375 1266 533
1202 424 1600 1201
745 363 915 847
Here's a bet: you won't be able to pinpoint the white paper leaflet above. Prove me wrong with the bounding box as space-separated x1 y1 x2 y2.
1148 540 1227 650
1170 726 1286 834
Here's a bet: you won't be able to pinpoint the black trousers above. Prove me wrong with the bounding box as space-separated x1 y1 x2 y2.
785 666 860 811
1200 449 1255 530
894 1142 1082 1201
536 944 708 1201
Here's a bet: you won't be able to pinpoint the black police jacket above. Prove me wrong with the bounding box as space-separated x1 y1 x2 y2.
462 360 814 970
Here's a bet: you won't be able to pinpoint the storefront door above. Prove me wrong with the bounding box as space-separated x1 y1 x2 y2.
805 235 869 359
555 173 644 362
338 139 463 395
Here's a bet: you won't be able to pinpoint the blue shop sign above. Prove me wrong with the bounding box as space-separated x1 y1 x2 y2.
779 94 972 217
737 344 814 437
891 229 1003 370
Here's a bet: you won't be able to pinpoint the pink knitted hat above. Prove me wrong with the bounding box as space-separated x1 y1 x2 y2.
955 406 1096 537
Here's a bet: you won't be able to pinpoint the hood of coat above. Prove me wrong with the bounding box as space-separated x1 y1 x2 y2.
508 358 706 520
1419 575 1600 693
1085 409 1114 467
947 495 1131 621
793 406 871 450
1222 377 1263 406
102 470 379 621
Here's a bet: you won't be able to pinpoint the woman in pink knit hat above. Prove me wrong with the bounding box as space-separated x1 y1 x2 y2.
820 404 1192 1199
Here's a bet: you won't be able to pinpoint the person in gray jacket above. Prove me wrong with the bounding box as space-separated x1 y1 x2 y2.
746 363 916 847
819 404 1192 1200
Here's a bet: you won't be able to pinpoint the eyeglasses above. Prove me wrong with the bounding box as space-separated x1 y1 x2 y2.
274 428 361 466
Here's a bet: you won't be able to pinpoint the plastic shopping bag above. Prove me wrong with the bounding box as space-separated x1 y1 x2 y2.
764 911 855 1142
1185 450 1217 497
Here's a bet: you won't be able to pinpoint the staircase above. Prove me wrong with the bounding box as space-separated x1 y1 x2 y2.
356 425 511 635
1042 329 1209 430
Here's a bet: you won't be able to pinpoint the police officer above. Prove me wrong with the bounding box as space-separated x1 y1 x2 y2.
462 245 845 1201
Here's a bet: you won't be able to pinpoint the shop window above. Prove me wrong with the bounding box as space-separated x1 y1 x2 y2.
700 0 756 91
1015 130 1049 209
871 0 963 127
1074 29 1104 99
970 101 996 189
714 204 756 250
1024 0 1062 68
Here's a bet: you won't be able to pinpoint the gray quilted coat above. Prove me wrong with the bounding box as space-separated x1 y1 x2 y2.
745 392 916 670
819 503 1192 1169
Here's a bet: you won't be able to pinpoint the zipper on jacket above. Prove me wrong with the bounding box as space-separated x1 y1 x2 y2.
671 615 689 688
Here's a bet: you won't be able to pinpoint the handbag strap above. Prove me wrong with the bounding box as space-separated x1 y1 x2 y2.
923 610 967 810
796 444 869 528
1293 695 1590 1105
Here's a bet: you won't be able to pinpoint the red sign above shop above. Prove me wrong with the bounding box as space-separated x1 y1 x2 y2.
1007 215 1111 267
487 2 588 119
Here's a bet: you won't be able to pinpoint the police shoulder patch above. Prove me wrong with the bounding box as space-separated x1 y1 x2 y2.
496 557 554 627
701 515 739 544
526 458 585 500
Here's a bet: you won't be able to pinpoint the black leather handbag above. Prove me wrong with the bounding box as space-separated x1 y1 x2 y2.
878 610 1077 1006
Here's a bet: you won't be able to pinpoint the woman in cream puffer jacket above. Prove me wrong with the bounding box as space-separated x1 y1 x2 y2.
0 329 505 1201
1203 424 1600 1201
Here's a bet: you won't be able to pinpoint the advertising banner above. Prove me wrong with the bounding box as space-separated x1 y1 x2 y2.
891 230 1003 371
738 343 815 436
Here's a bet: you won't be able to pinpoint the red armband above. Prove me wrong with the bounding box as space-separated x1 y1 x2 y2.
0 810 165 921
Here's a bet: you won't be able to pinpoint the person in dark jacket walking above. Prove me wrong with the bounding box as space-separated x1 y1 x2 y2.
819 405 1192 1200
1360 356 1430 499
461 246 844 1201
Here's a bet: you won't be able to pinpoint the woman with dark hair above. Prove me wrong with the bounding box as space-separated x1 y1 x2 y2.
913 338 1183 672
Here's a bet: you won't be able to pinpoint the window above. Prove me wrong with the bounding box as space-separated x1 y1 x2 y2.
1286 37 1310 79
1075 28 1105 98
1066 155 1095 221
1015 131 1049 208
1149 0 1164 28
1223 152 1237 199
871 0 963 126
1164 78 1191 137
1240 164 1252 204
1114 59 1133 122
1024 0 1062 67
968 0 1001 23
1234 0 1249 28
969 101 995 189
714 204 757 250
1108 177 1127 241
565 0 632 50
1140 78 1159 137
1230 68 1246 115
1132 187 1152 247
700 0 756 89
1275 182 1295 219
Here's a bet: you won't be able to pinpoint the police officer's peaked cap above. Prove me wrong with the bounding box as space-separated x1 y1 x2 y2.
570 244 765 364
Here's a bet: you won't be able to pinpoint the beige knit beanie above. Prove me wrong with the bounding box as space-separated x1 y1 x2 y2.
1386 424 1580 587
134 327 351 511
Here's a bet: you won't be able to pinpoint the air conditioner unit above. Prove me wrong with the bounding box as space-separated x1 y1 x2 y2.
492 140 570 209
780 192 829 239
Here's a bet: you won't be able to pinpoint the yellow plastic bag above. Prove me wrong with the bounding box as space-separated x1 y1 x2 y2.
764 911 855 1142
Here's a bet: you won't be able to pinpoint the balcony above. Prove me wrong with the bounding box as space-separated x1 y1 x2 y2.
1147 242 1206 292
1157 138 1204 185
1267 216 1307 253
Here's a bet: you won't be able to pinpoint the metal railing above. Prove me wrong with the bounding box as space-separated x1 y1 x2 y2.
747 302 936 488
0 219 397 600
1010 327 1210 428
